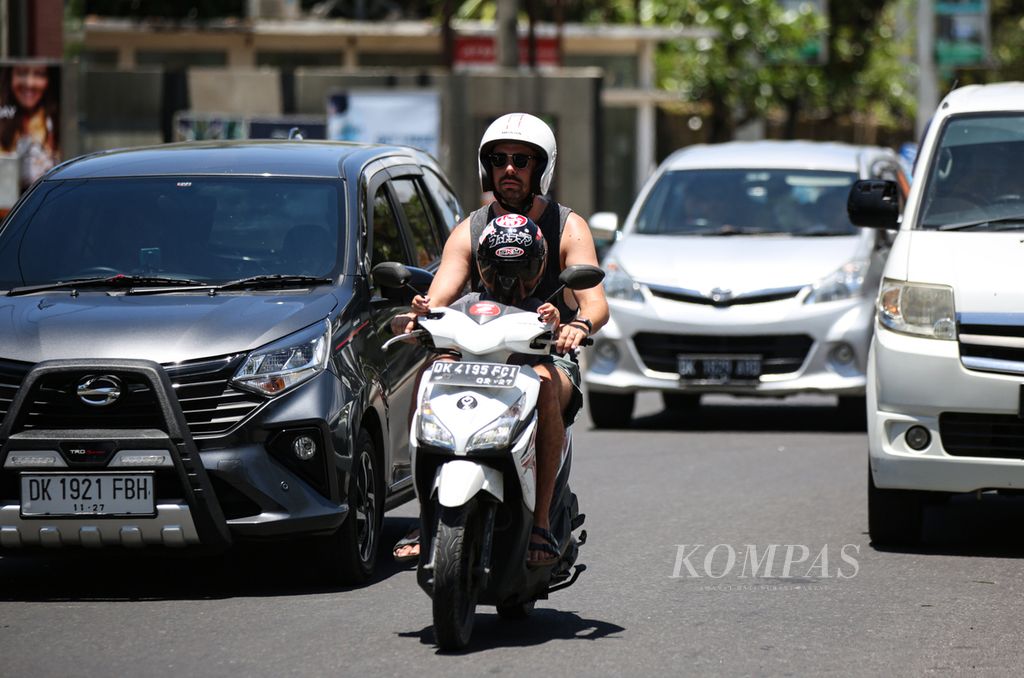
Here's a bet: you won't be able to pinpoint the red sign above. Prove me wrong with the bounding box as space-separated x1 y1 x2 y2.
454 36 560 67
469 302 501 316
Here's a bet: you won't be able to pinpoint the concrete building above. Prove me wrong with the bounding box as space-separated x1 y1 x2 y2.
77 16 710 218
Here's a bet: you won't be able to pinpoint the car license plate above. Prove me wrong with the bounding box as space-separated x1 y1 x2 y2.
677 354 762 382
429 361 520 388
20 473 155 517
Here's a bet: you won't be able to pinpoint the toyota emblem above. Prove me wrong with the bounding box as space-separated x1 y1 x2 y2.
77 375 123 407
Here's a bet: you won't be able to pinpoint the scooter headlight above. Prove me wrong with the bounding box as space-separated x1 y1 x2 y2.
417 397 455 450
466 393 527 452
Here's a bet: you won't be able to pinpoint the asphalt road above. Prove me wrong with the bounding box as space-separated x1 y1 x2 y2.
3 393 1024 676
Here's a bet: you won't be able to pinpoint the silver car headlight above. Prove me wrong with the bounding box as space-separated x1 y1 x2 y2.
416 396 455 450
603 259 644 303
466 393 526 452
232 320 330 396
877 279 956 340
804 259 869 304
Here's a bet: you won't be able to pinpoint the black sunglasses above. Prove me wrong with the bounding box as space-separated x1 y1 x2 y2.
488 152 535 169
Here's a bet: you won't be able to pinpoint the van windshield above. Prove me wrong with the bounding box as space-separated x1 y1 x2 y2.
0 176 343 289
634 169 859 236
919 114 1024 230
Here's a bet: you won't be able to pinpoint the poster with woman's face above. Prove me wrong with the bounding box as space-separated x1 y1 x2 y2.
0 61 61 201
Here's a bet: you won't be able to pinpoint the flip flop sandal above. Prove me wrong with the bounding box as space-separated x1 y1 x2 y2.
526 526 561 569
392 530 420 563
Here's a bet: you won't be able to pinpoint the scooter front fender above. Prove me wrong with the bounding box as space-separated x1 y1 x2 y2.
433 460 504 508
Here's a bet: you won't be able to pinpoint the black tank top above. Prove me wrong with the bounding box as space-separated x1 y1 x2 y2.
469 200 576 320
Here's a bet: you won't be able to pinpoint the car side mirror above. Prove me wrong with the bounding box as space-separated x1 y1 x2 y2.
589 212 619 243
371 261 411 289
848 180 900 230
559 264 605 291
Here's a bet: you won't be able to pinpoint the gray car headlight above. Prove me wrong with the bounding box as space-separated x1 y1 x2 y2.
877 279 957 340
804 259 869 304
232 320 330 396
466 393 526 452
603 259 644 303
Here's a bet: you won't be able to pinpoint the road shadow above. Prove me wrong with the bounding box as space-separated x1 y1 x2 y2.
593 401 866 434
0 515 418 601
872 493 1024 558
398 608 625 654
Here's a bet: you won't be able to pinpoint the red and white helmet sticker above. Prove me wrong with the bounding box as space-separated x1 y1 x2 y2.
495 246 525 258
494 213 529 229
469 302 501 316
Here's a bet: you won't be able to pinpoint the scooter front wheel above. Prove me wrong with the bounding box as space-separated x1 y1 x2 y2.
432 502 481 651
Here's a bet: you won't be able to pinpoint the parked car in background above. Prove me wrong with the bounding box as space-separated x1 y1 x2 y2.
0 140 462 583
850 82 1024 545
585 140 908 428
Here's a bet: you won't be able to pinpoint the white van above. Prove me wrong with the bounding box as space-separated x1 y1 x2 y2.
849 81 1024 545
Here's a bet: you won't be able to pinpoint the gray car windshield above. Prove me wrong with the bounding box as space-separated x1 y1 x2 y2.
919 114 1024 231
0 176 343 289
635 169 859 236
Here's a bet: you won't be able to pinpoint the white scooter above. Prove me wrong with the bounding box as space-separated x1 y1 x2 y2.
373 262 603 651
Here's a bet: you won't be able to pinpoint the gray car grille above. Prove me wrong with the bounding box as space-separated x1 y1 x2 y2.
0 355 263 438
958 316 1024 377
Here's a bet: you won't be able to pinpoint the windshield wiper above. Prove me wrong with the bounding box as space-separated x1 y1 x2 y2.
212 274 334 292
937 214 1024 231
7 274 203 297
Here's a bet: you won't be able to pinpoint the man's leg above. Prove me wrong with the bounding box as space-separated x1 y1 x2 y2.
530 362 573 563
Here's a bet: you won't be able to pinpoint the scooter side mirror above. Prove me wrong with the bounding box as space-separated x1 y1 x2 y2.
559 264 606 291
371 261 411 289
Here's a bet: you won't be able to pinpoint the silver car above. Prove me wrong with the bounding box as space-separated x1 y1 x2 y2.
585 140 908 427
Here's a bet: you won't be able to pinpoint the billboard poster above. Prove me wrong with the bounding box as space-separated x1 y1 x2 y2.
327 90 440 158
0 61 61 203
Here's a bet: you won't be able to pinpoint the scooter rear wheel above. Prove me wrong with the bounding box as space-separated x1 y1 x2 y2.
432 503 480 651
496 600 535 620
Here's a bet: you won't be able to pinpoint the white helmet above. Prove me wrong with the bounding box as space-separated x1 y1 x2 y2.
478 112 557 196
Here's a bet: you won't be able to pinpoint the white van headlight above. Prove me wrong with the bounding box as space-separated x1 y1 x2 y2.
232 320 330 395
603 259 644 303
877 280 957 340
805 259 869 304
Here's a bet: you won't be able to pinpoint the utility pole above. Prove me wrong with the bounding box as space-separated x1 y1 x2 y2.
496 0 519 68
916 0 938 141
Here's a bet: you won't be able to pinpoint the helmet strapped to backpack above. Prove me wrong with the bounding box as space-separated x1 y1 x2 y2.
476 213 549 306
478 112 557 197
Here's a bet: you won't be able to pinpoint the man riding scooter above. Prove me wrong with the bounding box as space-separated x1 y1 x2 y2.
391 112 609 566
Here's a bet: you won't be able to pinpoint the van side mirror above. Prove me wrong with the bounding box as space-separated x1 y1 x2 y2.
848 180 900 230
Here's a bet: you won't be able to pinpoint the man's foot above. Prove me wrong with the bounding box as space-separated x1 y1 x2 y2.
527 526 560 568
393 527 420 563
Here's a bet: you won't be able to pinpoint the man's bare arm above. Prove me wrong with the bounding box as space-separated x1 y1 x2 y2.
553 212 609 353
562 212 609 332
425 218 473 308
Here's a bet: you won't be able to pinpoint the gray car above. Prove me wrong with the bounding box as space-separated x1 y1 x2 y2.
586 141 908 427
0 140 462 583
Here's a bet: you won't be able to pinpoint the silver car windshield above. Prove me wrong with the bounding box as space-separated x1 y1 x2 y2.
919 113 1024 231
634 169 859 237
0 176 343 288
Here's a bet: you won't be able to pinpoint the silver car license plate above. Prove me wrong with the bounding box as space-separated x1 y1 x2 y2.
21 473 155 517
429 361 520 388
677 354 762 382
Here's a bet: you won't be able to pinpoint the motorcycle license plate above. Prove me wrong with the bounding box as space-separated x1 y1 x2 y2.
20 473 155 517
677 354 761 383
429 361 520 388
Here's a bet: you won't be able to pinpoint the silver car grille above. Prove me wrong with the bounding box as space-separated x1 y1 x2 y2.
646 283 804 307
632 333 813 375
